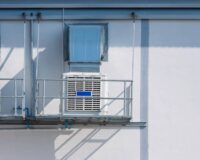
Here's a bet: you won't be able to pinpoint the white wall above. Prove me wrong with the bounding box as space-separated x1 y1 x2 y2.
148 20 200 160
1 17 200 160
0 126 140 160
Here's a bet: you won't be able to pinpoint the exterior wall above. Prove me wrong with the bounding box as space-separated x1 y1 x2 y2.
0 11 200 160
0 19 141 160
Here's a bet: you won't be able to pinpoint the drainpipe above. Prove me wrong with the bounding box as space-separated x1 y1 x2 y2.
35 12 41 116
22 12 27 119
30 12 34 118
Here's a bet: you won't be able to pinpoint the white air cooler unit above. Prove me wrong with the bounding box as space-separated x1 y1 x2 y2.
63 73 106 113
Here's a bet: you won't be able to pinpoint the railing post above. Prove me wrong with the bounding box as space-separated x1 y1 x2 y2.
14 79 17 116
62 78 66 116
35 80 39 116
22 78 26 118
35 80 37 116
42 79 46 115
124 81 126 117
103 77 108 115
0 89 1 113
22 14 26 119
130 81 133 117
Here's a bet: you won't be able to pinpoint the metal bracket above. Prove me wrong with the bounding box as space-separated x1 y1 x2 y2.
131 12 137 21
64 119 74 129
22 12 26 22
37 12 42 21
24 108 31 129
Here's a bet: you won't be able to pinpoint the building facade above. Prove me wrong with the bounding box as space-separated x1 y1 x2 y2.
0 0 200 160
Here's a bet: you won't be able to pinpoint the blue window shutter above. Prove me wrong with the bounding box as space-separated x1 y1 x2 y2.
69 25 102 63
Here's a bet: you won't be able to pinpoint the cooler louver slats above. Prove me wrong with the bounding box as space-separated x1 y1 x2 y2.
65 75 101 111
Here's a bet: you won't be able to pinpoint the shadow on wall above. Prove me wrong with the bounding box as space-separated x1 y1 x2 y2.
55 127 120 160
0 70 24 115
0 127 121 160
0 48 14 71
0 48 62 115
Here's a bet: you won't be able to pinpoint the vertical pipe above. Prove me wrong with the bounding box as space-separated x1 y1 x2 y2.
131 13 136 119
30 14 35 117
43 79 46 115
60 8 65 118
62 8 65 72
35 15 40 116
131 13 136 82
22 17 26 118
14 79 17 116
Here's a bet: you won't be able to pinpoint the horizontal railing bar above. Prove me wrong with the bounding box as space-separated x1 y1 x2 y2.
35 114 132 120
0 114 23 117
36 79 133 82
0 78 23 81
0 96 24 98
36 96 133 100
61 114 132 118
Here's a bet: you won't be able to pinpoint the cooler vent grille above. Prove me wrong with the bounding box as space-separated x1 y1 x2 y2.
65 75 101 111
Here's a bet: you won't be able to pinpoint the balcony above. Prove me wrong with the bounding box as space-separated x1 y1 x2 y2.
0 78 133 125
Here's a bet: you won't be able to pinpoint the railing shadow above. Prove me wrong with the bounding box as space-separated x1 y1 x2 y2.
0 127 124 160
0 48 14 71
55 127 121 160
0 129 74 160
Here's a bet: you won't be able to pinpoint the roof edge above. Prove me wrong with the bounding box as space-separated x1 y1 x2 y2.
1 3 200 9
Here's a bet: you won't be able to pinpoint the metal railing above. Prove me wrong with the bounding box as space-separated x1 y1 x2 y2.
35 78 133 119
0 78 25 116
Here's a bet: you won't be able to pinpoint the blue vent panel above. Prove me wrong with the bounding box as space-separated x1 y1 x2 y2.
76 91 92 96
69 25 102 63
